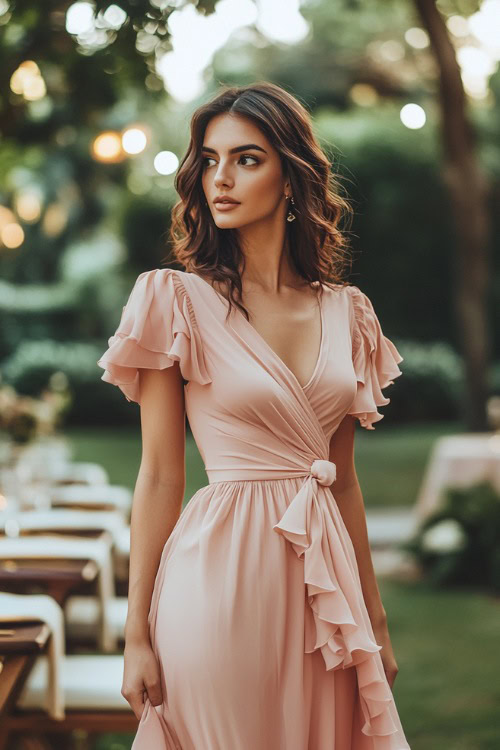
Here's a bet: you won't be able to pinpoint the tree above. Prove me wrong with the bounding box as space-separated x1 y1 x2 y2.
414 0 492 430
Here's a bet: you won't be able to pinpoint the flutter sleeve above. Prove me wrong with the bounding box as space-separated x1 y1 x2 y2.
346 285 404 430
97 268 212 404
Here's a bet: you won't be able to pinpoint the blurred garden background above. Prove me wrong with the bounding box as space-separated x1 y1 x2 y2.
1 0 500 748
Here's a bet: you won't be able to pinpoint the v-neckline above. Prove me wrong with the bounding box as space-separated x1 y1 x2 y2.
189 272 326 392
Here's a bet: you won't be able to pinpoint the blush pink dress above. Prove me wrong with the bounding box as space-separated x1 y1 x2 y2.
97 268 410 750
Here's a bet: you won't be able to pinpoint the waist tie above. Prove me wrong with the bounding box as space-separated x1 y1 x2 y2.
273 458 399 742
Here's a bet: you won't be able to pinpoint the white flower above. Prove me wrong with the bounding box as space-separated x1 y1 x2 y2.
421 519 467 554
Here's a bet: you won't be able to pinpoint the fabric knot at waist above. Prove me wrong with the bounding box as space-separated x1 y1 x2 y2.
309 458 336 486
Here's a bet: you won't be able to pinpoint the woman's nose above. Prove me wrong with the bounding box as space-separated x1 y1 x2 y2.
214 164 234 189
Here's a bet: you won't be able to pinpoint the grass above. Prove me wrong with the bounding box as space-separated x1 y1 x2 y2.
64 420 500 749
379 579 500 750
65 422 209 506
353 420 463 508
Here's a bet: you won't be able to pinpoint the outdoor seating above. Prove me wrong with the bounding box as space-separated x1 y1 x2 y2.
64 595 128 645
4 654 137 748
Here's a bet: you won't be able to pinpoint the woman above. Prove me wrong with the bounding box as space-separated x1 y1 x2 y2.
98 81 410 749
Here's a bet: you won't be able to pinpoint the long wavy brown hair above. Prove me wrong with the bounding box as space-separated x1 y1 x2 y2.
168 81 354 320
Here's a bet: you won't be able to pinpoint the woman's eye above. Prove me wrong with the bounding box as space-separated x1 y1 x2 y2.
201 154 259 168
239 154 259 166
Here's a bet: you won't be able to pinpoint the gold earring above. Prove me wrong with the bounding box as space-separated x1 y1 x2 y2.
286 194 296 222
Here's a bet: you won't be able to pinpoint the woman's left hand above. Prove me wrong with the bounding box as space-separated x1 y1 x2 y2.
371 618 399 690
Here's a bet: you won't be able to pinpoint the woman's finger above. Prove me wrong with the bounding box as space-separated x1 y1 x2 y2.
127 689 147 721
145 676 163 706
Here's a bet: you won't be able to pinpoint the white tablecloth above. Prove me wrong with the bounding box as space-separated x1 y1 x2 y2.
415 432 500 520
49 484 132 513
0 534 117 652
0 509 128 547
0 592 65 719
48 462 109 486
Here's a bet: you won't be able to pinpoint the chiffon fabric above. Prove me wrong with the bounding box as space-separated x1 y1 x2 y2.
97 268 410 750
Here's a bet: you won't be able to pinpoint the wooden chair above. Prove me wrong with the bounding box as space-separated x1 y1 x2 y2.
2 654 138 750
64 595 128 647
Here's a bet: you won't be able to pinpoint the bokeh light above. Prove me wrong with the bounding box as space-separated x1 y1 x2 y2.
153 151 179 175
1 222 25 248
101 4 127 30
92 131 123 162
122 127 148 155
42 203 68 237
457 46 497 99
405 27 429 49
446 15 469 38
400 103 426 129
14 190 42 223
256 0 308 44
157 0 258 102
66 2 94 35
10 60 46 101
379 40 405 62
0 205 16 230
468 0 500 59
349 83 378 107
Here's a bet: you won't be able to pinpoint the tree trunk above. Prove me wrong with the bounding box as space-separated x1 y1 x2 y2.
414 0 492 430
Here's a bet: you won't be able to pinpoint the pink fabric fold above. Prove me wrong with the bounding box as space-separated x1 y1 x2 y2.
273 459 400 747
97 269 212 403
132 696 182 749
346 286 404 430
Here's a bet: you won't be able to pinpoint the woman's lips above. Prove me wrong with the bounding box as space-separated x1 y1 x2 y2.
214 201 241 211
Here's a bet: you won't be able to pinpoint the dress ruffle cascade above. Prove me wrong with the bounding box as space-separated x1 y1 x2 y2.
274 461 407 749
346 286 404 430
97 269 212 403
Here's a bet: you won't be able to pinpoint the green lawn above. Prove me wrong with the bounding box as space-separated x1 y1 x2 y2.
66 421 500 749
380 579 500 750
65 423 208 505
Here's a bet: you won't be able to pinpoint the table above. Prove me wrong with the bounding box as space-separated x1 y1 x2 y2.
414 432 500 521
0 621 51 721
0 557 98 607
0 531 117 651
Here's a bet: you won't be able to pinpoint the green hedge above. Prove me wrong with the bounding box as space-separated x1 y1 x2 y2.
0 339 138 425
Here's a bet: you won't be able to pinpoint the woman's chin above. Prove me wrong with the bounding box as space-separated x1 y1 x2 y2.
213 216 245 229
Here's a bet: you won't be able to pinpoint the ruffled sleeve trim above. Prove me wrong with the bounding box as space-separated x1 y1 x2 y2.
346 285 403 430
97 269 212 404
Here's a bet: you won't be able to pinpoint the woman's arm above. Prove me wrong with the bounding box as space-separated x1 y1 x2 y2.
329 415 400 688
328 415 386 627
124 362 187 645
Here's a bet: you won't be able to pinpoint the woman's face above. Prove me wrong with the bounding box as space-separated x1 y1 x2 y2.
200 112 289 230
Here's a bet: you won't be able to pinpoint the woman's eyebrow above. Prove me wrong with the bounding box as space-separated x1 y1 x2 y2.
201 143 268 155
